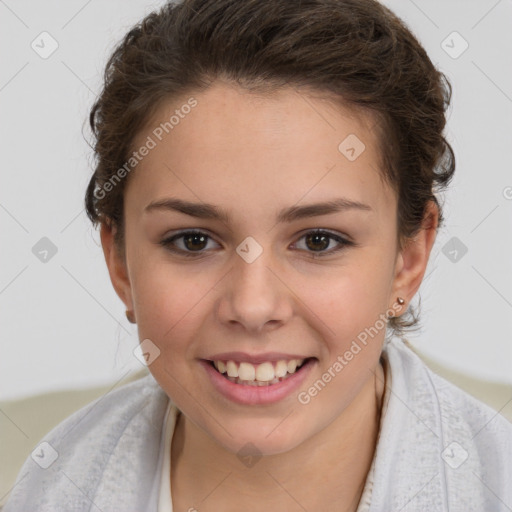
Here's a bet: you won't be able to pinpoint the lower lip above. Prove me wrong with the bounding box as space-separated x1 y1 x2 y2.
199 358 316 405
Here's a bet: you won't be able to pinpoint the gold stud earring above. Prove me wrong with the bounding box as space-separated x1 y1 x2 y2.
126 310 136 324
387 297 406 319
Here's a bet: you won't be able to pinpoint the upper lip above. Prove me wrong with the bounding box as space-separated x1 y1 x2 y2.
204 352 313 365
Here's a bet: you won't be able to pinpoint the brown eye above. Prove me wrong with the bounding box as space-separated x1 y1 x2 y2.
182 232 208 251
160 230 219 257
304 232 330 252
293 230 354 258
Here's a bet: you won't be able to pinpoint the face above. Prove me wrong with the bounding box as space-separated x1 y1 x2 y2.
102 81 437 456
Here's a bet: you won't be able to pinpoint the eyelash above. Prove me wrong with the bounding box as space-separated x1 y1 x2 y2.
159 229 355 259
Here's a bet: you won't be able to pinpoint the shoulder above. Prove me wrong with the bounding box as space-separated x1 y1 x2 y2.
386 337 512 444
3 373 170 512
377 338 512 511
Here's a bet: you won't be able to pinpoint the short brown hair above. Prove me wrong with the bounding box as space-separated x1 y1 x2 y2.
85 0 456 337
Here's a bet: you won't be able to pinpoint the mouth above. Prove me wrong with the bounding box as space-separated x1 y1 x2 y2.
206 357 315 387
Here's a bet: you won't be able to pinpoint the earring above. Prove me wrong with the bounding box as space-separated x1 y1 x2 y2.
126 310 136 324
387 296 406 319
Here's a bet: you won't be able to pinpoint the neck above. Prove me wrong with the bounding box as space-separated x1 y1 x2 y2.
171 360 385 512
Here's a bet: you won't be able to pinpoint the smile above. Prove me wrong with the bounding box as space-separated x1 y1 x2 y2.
210 358 309 386
200 356 317 405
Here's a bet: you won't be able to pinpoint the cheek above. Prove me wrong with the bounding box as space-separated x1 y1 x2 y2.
130 265 213 392
299 265 391 388
128 254 227 362
307 267 388 335
296 276 386 414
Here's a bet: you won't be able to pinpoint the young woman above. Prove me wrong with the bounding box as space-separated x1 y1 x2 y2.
4 0 511 510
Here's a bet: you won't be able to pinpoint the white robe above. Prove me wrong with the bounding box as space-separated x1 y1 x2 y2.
3 337 512 511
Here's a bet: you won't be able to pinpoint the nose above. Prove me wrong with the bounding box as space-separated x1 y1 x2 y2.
216 246 293 333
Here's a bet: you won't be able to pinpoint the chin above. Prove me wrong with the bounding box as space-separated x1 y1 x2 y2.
207 417 311 457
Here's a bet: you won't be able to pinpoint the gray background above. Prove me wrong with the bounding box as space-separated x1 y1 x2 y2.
1 0 511 400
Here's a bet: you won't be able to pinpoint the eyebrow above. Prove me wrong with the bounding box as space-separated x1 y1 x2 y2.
144 197 372 223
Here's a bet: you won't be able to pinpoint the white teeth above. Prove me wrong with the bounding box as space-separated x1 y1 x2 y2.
226 360 239 378
255 362 275 382
238 362 256 381
275 360 288 378
213 358 307 384
287 360 298 373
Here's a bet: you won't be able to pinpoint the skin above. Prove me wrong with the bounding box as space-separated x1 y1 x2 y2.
100 80 438 511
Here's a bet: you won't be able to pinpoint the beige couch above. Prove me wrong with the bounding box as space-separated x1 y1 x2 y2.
1 351 511 507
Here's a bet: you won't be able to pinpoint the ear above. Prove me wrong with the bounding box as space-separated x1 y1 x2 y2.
390 200 439 312
100 221 134 311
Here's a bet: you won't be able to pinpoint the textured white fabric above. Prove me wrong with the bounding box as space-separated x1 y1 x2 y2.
3 337 512 511
156 400 175 512
153 361 385 512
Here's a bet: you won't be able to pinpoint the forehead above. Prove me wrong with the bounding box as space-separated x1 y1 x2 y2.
127 81 394 220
